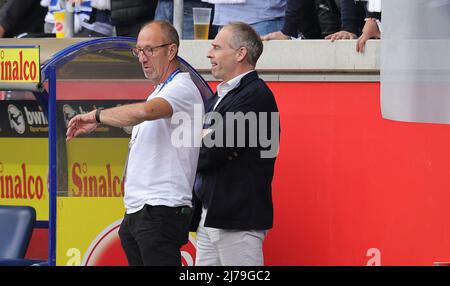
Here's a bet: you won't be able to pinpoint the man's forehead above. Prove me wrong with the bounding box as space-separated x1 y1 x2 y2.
138 26 165 44
214 28 231 44
142 22 161 32
218 26 232 37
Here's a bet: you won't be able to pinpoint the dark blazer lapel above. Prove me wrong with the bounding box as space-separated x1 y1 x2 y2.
214 71 259 113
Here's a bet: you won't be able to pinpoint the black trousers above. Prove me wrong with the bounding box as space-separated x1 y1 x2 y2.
118 204 192 266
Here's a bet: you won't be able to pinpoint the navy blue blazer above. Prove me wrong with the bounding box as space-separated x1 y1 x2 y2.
191 71 279 230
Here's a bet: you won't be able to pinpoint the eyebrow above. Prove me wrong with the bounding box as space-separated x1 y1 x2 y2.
135 44 155 48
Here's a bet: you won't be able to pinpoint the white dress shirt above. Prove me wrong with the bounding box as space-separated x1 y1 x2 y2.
213 70 254 111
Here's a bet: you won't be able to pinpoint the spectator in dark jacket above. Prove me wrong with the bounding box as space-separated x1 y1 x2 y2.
262 0 368 42
0 0 47 38
325 0 366 41
262 0 341 40
111 0 158 37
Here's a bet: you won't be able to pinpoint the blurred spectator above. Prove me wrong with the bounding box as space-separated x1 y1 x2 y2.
42 0 114 37
356 0 381 53
154 0 214 39
74 0 115 37
325 0 365 42
70 0 92 35
205 0 286 36
0 0 47 38
316 0 341 37
43 0 157 38
261 0 343 40
41 0 62 34
262 0 343 40
110 0 158 37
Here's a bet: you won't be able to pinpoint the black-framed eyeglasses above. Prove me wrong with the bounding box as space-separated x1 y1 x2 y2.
131 43 172 57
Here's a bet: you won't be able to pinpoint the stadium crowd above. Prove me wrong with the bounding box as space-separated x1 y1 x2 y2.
0 0 381 52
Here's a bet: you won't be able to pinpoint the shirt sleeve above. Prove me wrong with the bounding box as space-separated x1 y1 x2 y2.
340 0 366 36
154 75 202 115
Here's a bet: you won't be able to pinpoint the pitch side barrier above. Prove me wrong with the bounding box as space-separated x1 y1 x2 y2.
0 37 212 266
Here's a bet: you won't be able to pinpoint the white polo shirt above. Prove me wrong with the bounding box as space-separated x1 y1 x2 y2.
124 72 204 214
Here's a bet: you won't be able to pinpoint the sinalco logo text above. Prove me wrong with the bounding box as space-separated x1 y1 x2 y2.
0 162 45 200
0 48 39 82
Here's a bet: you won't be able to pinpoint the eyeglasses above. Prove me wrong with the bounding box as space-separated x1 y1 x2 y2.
131 43 172 57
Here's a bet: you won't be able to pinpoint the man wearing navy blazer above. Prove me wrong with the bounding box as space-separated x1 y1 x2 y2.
191 22 280 266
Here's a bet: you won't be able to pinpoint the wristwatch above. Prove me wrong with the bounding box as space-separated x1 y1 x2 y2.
95 108 102 124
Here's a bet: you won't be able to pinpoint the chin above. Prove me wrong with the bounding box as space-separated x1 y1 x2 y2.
211 71 221 80
144 73 156 81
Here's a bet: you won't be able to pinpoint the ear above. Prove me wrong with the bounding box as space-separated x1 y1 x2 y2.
235 47 248 63
168 44 178 61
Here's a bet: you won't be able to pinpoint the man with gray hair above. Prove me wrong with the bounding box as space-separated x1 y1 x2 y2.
191 22 280 266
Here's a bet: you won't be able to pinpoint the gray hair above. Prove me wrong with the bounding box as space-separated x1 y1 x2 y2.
225 22 263 67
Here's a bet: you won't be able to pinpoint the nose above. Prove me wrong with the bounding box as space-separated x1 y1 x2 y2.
207 48 213 59
138 51 147 63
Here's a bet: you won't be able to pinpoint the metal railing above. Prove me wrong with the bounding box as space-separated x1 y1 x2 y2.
173 0 184 38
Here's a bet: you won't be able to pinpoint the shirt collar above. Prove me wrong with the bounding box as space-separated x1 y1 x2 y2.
216 70 254 98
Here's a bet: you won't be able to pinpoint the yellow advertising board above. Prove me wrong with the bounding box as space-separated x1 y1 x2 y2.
66 138 128 198
0 137 129 221
56 197 125 266
0 138 48 220
56 138 128 265
0 46 40 83
56 196 198 266
0 99 136 264
0 100 203 265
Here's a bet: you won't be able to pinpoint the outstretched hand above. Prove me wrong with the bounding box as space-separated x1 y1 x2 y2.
66 110 98 141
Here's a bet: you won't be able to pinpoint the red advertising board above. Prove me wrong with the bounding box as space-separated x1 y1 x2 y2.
6 80 450 265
